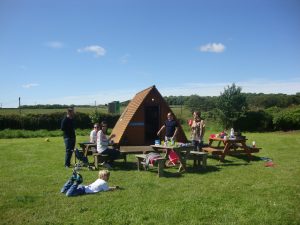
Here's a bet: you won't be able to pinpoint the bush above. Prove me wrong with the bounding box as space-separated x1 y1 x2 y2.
89 110 120 128
273 107 300 130
234 110 273 132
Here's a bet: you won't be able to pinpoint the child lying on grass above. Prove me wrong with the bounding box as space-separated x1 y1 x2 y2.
61 169 119 197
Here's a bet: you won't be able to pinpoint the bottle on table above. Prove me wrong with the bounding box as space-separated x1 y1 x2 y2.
164 136 168 146
230 128 234 138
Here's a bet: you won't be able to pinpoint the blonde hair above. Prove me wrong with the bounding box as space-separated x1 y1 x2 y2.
98 170 110 179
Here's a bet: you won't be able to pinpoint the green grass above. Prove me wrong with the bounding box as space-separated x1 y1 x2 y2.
0 106 112 115
0 129 91 139
1 131 300 224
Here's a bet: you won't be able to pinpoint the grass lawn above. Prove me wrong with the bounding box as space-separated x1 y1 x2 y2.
0 131 300 225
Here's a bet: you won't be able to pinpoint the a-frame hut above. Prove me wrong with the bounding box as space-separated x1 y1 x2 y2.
111 85 188 146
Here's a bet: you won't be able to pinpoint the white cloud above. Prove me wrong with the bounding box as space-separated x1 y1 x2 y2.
46 41 64 49
120 54 130 64
199 43 226 53
77 45 106 57
22 83 39 89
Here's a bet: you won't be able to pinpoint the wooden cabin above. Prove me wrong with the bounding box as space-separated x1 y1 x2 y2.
111 85 188 145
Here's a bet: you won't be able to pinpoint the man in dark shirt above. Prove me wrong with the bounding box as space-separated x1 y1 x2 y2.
157 112 178 141
61 108 76 168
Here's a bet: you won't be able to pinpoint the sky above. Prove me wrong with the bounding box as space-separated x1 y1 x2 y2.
0 0 300 108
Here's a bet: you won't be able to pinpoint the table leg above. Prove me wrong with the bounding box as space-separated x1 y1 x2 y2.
241 141 252 161
84 146 89 157
175 149 186 172
94 154 99 170
202 154 207 168
220 143 231 162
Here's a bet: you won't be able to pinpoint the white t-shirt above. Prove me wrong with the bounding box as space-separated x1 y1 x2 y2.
90 130 97 143
97 130 109 153
84 178 109 194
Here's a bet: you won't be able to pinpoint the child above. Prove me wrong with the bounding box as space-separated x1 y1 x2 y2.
61 169 119 197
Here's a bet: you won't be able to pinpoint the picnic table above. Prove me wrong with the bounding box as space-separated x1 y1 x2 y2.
150 144 194 172
202 137 261 162
78 142 127 169
78 142 96 157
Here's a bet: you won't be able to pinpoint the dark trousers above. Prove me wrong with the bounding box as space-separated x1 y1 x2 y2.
102 148 120 164
64 137 76 167
75 148 89 165
61 180 85 197
192 140 203 152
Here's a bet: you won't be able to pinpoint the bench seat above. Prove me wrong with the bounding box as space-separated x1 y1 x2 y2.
135 154 166 177
93 152 127 169
202 147 224 155
203 146 261 156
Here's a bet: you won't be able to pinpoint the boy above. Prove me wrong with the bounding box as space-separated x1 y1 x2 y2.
61 169 119 197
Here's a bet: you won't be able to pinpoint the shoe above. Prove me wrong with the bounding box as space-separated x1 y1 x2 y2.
69 169 78 182
74 173 83 185
101 162 112 170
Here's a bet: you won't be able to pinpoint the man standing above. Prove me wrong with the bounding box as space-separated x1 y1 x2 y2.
61 108 76 168
157 112 178 142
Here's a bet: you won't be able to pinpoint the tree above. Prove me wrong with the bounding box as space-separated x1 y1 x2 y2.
184 95 202 113
217 83 247 129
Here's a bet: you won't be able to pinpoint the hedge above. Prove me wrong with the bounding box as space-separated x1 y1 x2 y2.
0 112 120 130
272 108 300 130
234 110 273 132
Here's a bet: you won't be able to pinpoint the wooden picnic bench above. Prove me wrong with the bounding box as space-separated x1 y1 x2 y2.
150 144 207 171
185 151 208 169
135 154 166 177
202 137 261 162
94 145 155 169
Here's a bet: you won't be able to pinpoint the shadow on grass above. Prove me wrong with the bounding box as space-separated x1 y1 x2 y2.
230 154 262 162
112 161 138 171
216 162 251 167
146 169 184 178
207 154 262 164
185 165 221 174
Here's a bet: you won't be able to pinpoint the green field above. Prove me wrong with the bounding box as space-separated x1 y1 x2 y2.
0 106 108 115
1 131 299 225
0 105 184 115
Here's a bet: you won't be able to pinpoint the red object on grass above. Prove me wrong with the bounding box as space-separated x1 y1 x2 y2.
265 161 275 167
168 150 180 166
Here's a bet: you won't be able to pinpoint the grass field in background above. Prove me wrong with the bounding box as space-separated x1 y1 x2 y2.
0 106 108 115
1 131 300 225
0 105 184 115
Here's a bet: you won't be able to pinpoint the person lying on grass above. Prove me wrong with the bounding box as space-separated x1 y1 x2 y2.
61 169 119 197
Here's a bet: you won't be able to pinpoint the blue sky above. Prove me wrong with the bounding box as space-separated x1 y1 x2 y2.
1 0 299 107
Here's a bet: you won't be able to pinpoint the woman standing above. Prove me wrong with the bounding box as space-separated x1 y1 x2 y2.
190 111 205 151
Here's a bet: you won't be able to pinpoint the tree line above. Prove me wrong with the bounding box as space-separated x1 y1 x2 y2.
164 84 300 131
2 85 299 131
165 92 300 110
